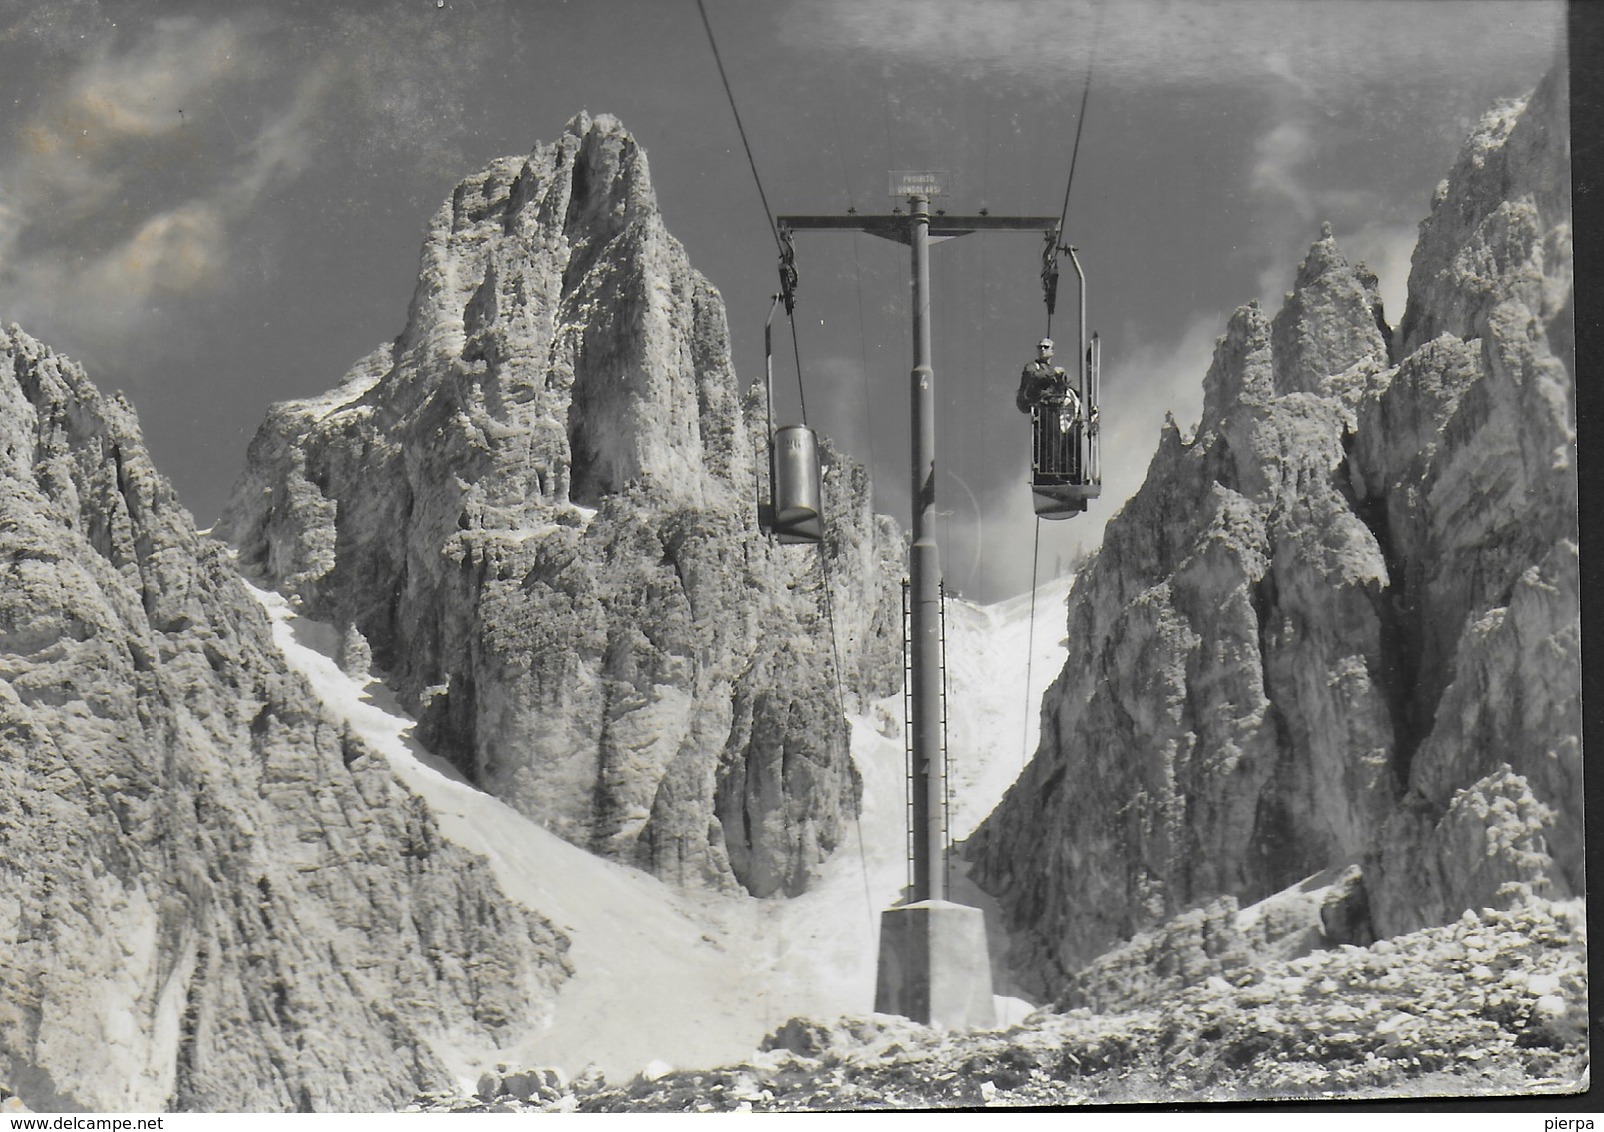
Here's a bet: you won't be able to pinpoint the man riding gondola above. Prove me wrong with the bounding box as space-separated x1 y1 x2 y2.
1018 338 1084 481
1016 338 1079 422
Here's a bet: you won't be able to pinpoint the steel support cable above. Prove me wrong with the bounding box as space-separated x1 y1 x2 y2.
695 0 782 255
1045 72 1092 341
1046 6 1100 339
819 105 884 932
776 275 865 925
1026 12 1099 750
784 320 871 930
699 1 865 919
780 300 866 927
787 315 810 425
1053 65 1095 250
1022 515 1042 768
813 529 875 926
827 102 880 482
783 264 866 926
698 0 869 938
696 0 811 426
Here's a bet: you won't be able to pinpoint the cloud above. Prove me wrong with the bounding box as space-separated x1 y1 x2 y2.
1248 104 1328 306
781 0 1564 100
1244 91 1425 321
5 19 246 223
98 205 226 296
73 20 241 139
943 459 1057 599
0 6 500 361
1341 221 1416 331
1098 312 1214 499
1250 117 1318 222
0 19 293 340
228 63 333 207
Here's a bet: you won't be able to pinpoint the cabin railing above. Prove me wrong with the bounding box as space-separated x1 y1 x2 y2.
1031 405 1083 482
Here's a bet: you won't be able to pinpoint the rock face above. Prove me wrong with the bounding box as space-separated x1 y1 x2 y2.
0 329 571 1111
1053 866 1370 1014
217 113 903 897
967 67 1576 995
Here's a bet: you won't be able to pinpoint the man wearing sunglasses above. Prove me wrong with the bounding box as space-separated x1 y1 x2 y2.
1016 338 1081 430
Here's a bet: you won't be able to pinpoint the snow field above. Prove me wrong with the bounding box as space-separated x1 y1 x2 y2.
244 573 1073 1084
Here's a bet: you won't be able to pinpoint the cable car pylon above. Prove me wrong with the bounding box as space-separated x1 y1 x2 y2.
778 192 1067 1029
692 0 1104 1033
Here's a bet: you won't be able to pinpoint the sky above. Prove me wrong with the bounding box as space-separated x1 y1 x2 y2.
0 0 1569 601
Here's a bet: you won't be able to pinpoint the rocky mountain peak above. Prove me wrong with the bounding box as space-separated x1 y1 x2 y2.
1198 222 1391 436
386 112 698 513
1198 298 1273 429
555 111 659 240
1 328 570 1112
967 67 1577 997
1269 226 1390 401
219 115 903 898
1395 63 1570 359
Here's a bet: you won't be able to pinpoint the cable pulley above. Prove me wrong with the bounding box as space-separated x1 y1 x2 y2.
778 225 799 316
1041 229 1061 317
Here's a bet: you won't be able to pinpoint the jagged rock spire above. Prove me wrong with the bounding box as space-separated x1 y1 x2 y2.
0 327 569 1111
219 115 904 899
1270 225 1391 400
967 65 1577 993
1198 299 1274 430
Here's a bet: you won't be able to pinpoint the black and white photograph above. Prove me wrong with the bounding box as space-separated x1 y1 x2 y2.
0 0 1585 1116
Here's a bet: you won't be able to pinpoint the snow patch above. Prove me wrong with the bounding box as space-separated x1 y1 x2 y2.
242 571 1071 1082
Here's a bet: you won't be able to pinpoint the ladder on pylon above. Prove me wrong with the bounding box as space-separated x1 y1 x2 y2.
939 580 952 896
900 579 952 897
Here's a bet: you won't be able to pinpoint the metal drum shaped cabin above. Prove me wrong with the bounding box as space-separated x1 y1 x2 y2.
766 423 824 543
757 293 824 546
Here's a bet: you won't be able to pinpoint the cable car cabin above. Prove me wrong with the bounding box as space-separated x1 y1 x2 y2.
1030 409 1094 518
1031 336 1101 520
760 424 824 544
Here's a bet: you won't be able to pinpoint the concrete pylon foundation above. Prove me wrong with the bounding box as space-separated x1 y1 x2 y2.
873 900 995 1028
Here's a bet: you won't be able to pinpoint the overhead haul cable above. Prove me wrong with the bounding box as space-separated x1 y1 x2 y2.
1027 7 1100 767
1045 35 1097 341
695 0 808 420
697 0 874 932
695 0 780 255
